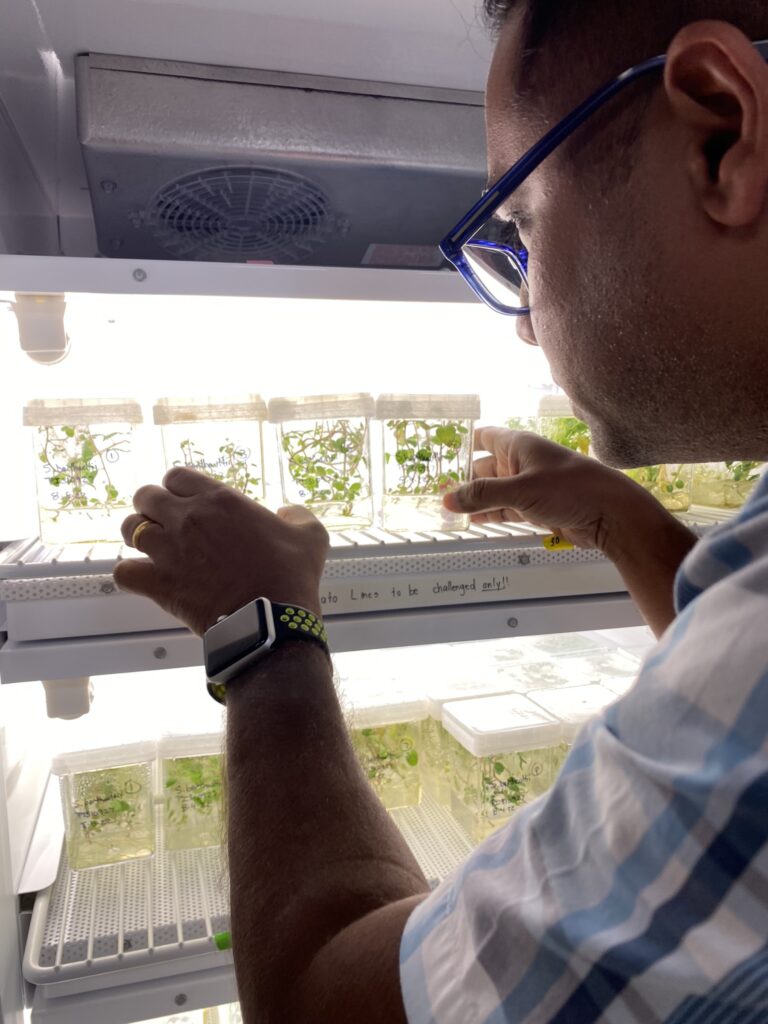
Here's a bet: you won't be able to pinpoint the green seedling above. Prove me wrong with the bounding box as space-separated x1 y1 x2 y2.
282 419 368 517
385 419 469 496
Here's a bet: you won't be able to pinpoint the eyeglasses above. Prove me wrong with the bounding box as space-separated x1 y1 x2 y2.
440 40 768 316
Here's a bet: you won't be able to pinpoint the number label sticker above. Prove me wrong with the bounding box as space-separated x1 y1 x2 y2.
542 534 574 552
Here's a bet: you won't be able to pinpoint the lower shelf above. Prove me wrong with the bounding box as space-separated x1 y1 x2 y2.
24 796 473 1022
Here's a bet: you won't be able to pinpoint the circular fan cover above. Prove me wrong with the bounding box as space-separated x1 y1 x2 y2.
146 166 336 263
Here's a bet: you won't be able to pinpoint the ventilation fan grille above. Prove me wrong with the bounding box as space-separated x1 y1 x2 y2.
145 166 337 263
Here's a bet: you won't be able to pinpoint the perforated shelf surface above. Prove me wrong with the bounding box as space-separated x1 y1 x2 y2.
24 797 473 996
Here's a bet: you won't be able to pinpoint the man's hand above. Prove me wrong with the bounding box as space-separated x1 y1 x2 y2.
445 427 697 636
114 466 329 635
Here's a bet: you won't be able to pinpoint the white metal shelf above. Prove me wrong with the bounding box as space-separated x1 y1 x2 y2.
0 525 642 683
24 797 472 1024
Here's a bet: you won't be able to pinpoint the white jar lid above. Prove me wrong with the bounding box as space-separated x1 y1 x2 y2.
158 731 223 759
342 675 428 729
51 739 156 776
527 683 617 736
376 394 481 420
153 395 267 425
537 394 575 418
24 398 143 426
268 393 374 422
442 693 561 756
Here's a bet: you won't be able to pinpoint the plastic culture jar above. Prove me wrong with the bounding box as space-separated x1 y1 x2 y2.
442 694 563 844
159 732 223 851
24 398 143 544
625 464 694 512
537 394 591 455
527 682 618 744
52 740 155 870
348 692 427 811
268 393 374 530
376 394 480 532
691 462 764 509
154 396 267 499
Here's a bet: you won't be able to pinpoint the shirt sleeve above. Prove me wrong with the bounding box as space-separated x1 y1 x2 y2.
399 515 768 1023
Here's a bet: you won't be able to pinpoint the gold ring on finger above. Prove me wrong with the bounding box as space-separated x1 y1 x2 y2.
131 519 154 551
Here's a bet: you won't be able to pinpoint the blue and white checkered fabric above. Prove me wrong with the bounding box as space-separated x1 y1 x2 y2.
401 472 768 1023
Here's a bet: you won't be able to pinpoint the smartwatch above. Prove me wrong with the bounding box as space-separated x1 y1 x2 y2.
204 597 329 704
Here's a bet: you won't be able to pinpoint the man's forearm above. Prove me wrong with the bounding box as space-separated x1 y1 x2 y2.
225 642 429 1023
606 512 697 637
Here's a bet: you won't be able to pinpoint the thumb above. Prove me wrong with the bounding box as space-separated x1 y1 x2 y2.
276 504 323 528
444 475 534 515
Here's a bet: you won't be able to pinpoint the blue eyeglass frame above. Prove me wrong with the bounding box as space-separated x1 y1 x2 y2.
440 39 768 316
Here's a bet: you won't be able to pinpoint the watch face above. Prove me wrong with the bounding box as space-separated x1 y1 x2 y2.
204 600 268 681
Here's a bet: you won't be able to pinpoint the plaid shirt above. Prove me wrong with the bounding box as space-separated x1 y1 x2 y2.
401 472 768 1023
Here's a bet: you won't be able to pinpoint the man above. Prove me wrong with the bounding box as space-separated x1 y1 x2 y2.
115 1 768 1020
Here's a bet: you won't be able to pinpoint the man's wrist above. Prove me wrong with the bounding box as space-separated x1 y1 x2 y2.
225 639 332 701
603 498 697 572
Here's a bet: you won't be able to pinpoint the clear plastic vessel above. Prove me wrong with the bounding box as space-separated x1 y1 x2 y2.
537 394 591 455
625 464 694 512
376 394 480 532
52 740 155 870
159 732 223 851
154 396 267 499
526 683 618 742
25 398 143 544
347 686 427 811
268 394 374 529
691 462 764 509
442 693 563 843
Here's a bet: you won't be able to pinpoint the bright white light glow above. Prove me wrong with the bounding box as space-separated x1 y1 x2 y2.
0 291 552 539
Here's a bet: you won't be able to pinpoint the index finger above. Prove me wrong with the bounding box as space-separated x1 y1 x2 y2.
473 425 513 454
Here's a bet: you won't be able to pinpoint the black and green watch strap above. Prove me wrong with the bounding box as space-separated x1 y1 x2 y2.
207 600 329 705
273 602 329 646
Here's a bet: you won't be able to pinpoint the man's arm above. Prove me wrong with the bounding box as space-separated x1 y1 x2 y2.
113 469 429 1024
226 644 429 1023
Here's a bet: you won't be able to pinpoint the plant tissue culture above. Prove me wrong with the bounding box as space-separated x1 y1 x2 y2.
162 751 223 851
53 742 155 870
692 461 764 509
377 395 480 532
269 394 374 529
155 397 267 500
25 399 143 544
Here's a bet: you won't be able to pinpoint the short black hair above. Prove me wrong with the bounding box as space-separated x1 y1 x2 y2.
481 1 768 125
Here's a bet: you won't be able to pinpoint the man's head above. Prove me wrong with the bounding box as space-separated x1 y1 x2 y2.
484 1 768 465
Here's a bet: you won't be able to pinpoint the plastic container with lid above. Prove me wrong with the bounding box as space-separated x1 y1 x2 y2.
345 680 428 811
52 740 156 870
558 648 642 698
159 732 224 851
24 398 143 544
537 394 591 455
442 694 563 843
376 393 480 532
154 396 267 500
269 393 374 529
691 461 764 509
421 673 521 807
625 464 694 512
527 683 618 743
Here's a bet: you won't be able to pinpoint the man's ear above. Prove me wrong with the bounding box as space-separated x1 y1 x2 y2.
664 20 768 228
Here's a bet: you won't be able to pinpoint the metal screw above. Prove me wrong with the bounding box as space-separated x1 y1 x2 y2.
153 646 167 660
174 994 188 1007
518 554 531 566
100 180 117 193
99 582 115 595
507 617 519 629
132 268 147 282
